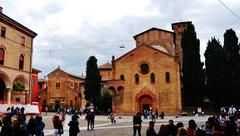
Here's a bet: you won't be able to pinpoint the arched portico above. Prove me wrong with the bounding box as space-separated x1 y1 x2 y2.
135 87 157 114
0 72 11 104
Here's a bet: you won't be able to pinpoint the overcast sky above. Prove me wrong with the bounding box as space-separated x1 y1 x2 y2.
1 0 240 77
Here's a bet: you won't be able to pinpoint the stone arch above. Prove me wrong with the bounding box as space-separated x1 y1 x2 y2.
117 86 124 103
135 87 157 113
108 86 116 96
117 86 124 93
13 75 28 90
139 95 153 113
0 71 11 88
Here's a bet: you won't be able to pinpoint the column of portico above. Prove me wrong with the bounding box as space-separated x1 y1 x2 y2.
7 88 12 104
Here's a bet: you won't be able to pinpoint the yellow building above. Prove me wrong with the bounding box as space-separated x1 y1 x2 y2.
0 7 37 104
100 22 191 115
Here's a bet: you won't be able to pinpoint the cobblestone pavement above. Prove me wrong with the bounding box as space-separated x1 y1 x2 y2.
41 113 210 136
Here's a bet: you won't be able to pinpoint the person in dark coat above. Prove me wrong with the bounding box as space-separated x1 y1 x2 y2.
35 115 45 136
146 121 158 136
27 116 35 136
133 112 142 136
90 112 95 130
166 119 177 136
12 116 28 136
85 112 91 131
0 114 13 136
68 114 80 136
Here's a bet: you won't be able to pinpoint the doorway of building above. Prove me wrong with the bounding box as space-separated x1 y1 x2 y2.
0 78 6 102
54 100 60 111
139 95 153 114
143 104 150 112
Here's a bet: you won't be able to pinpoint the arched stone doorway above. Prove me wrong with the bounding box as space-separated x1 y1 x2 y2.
54 100 60 111
0 78 6 103
135 87 157 114
139 95 153 113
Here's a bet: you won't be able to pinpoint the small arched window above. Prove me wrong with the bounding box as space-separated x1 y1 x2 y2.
19 54 24 70
0 48 5 65
135 74 139 84
166 72 170 83
120 75 125 81
150 73 155 83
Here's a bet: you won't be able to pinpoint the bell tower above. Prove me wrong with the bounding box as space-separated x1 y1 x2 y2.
171 21 192 69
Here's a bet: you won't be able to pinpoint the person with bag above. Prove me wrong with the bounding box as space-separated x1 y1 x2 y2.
52 113 65 136
68 114 80 136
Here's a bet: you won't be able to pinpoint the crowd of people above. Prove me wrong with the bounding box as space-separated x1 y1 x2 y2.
143 106 240 136
0 114 45 136
1 105 240 136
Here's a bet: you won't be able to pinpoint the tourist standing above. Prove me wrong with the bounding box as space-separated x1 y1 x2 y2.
85 112 91 130
12 116 28 136
0 114 13 136
146 121 157 136
27 116 35 136
68 114 80 136
187 119 197 136
109 112 116 124
166 120 177 136
133 112 142 136
90 111 95 130
52 113 65 136
35 115 45 136
228 105 237 117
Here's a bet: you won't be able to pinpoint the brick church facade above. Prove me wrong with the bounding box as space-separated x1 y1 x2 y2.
99 21 192 115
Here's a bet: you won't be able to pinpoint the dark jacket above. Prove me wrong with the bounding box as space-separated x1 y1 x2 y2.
133 115 142 128
146 127 158 136
68 120 80 136
0 124 14 136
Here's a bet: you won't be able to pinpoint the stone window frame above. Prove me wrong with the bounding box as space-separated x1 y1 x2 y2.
165 72 170 83
135 74 139 84
0 47 5 65
139 61 151 75
19 54 24 70
150 73 155 83
0 27 6 38
120 74 125 81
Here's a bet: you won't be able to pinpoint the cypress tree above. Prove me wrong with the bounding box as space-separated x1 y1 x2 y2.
204 37 226 106
84 56 101 108
181 24 205 106
223 29 240 104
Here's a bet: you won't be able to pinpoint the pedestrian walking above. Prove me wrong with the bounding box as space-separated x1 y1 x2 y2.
52 113 65 136
133 112 142 136
68 114 80 136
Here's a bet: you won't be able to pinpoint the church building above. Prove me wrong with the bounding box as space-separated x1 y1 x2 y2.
99 21 192 115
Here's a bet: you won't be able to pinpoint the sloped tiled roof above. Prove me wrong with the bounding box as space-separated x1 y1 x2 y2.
47 67 85 80
133 27 173 40
98 62 112 70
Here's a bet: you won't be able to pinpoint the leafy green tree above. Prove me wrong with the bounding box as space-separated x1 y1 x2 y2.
84 56 101 108
204 37 226 106
97 91 112 114
181 24 205 106
223 29 240 104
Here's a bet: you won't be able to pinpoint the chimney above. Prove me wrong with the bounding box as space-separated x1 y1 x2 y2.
0 7 3 13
